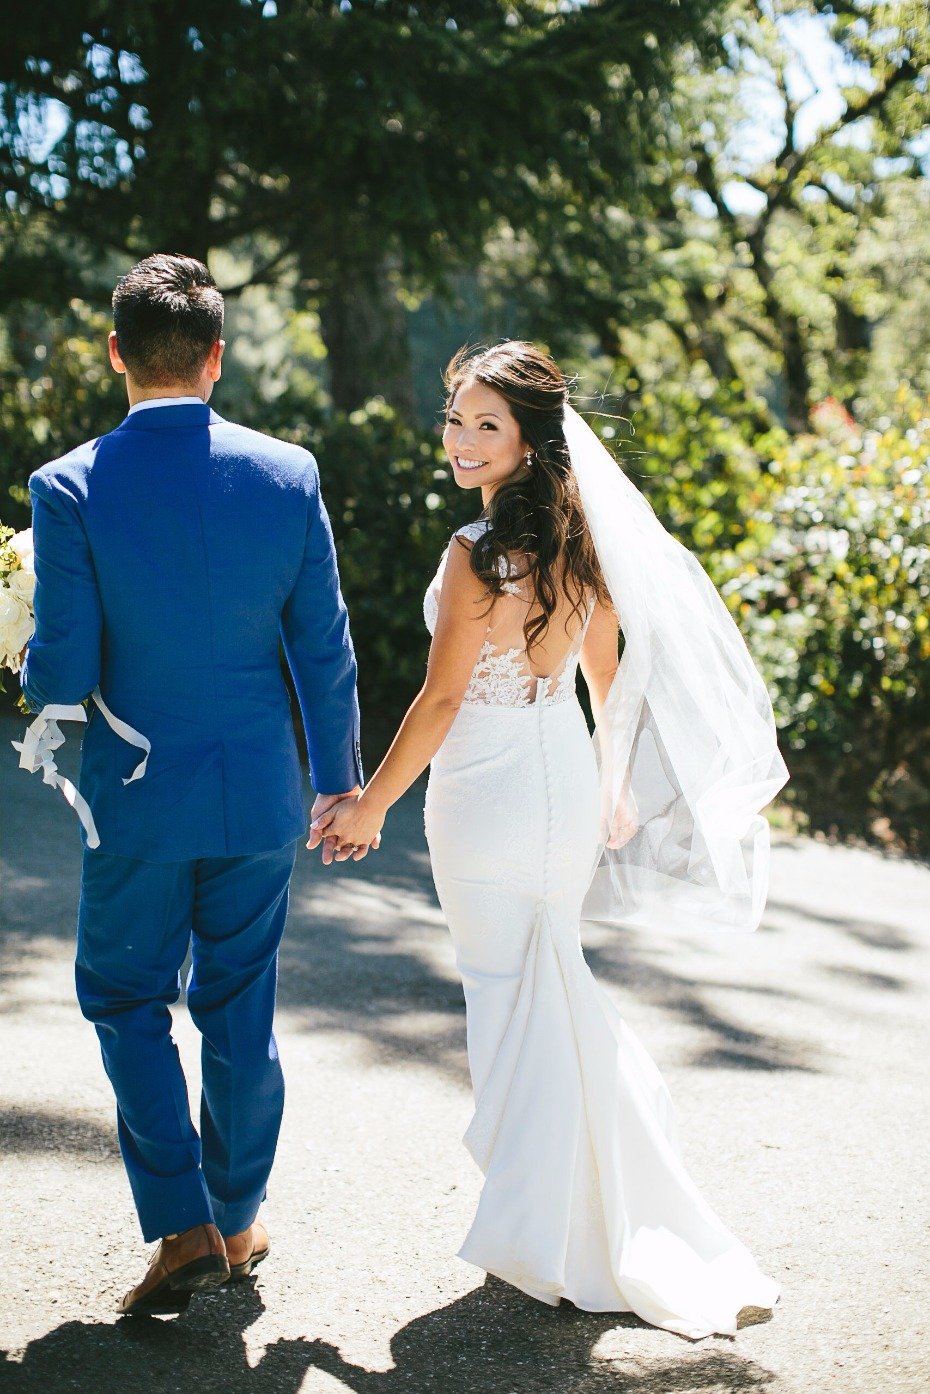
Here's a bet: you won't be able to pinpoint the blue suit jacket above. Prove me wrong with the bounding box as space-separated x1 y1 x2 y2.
22 402 362 862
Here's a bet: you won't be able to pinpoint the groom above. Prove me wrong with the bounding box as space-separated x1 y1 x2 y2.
21 253 370 1314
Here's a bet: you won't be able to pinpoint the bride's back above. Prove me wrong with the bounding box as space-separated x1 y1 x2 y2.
485 559 592 680
424 520 594 709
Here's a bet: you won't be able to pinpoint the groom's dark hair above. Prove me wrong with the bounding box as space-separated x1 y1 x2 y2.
112 253 224 387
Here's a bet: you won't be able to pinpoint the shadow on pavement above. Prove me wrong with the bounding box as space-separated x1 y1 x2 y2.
1 714 820 1079
765 896 915 953
0 1278 779 1394
584 946 819 1075
0 1104 119 1160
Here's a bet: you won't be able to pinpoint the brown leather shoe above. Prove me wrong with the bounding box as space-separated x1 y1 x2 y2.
223 1220 270 1281
118 1223 230 1316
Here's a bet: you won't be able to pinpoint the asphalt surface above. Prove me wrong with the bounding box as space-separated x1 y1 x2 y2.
1 712 929 1394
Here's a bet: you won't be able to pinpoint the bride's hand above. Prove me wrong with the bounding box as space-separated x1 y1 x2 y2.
309 792 385 863
606 815 638 849
605 791 638 849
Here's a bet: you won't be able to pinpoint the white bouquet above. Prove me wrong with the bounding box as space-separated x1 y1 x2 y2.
5 522 149 846
0 524 35 680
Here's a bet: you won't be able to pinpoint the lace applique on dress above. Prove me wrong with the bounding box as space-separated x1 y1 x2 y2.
545 637 590 706
458 597 594 707
456 519 490 544
463 642 534 707
424 520 595 710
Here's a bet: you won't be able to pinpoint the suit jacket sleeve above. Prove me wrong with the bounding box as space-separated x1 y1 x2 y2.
280 459 362 794
21 471 103 712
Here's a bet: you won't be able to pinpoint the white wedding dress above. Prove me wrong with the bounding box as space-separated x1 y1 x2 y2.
422 521 779 1340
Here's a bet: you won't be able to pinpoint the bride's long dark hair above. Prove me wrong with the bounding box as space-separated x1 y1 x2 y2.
444 341 608 653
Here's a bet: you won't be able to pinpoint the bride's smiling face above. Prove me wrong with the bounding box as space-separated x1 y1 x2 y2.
443 380 528 496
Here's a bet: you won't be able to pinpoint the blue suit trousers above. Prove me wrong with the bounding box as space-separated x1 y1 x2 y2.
76 841 297 1242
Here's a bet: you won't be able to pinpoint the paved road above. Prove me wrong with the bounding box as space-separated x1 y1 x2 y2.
1 713 929 1394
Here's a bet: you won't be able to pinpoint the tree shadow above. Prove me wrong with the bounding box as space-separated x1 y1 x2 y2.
0 1278 780 1394
824 964 906 992
271 796 471 1085
0 715 822 1079
0 1104 119 1160
579 942 820 1075
765 897 915 953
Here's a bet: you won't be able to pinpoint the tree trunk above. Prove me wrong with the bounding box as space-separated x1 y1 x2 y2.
747 228 812 433
671 292 774 436
316 256 416 420
683 286 740 385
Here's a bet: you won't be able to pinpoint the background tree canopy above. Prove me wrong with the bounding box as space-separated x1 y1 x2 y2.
1 0 928 852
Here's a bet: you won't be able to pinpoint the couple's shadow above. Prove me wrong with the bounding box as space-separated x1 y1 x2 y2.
1 1277 777 1394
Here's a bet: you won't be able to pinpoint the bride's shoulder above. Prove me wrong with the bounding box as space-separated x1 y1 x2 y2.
424 519 490 634
453 518 490 545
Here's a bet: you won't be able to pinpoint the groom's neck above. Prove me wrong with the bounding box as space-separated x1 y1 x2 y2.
125 382 206 407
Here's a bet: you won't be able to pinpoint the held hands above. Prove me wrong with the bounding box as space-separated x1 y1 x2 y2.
307 788 385 864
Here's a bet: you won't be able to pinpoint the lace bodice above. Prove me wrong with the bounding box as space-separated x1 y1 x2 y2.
423 520 593 708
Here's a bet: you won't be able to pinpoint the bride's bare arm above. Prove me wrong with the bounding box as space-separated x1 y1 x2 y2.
579 599 620 724
312 539 491 855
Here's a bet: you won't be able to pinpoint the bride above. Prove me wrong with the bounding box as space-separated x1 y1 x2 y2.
314 341 787 1339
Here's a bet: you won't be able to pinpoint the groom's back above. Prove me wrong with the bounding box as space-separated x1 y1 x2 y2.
28 402 357 861
77 406 310 712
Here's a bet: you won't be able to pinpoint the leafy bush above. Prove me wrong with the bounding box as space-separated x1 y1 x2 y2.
612 375 785 555
712 391 930 853
243 393 472 749
0 301 122 529
603 377 929 852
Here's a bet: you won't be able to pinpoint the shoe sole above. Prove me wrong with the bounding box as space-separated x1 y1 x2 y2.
736 1305 774 1329
119 1255 230 1317
227 1246 270 1282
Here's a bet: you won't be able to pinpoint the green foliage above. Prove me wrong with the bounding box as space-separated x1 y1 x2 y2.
0 0 717 411
241 392 472 745
591 374 930 852
2 1 715 260
611 372 785 555
855 180 930 411
501 0 930 434
716 392 930 852
0 300 122 526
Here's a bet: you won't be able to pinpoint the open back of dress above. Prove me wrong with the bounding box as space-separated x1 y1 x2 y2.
423 519 594 708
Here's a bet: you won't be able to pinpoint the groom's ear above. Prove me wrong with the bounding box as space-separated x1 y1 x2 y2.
108 330 128 376
206 339 225 382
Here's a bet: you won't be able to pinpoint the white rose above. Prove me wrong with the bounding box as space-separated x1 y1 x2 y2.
0 582 34 672
9 528 34 573
7 567 36 605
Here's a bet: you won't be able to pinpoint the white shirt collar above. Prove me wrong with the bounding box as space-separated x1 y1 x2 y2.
127 396 206 415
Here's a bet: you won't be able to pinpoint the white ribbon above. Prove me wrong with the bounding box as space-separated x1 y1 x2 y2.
12 687 151 849
88 688 151 785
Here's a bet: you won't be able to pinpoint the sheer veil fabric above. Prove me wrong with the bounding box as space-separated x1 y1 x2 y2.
563 405 790 936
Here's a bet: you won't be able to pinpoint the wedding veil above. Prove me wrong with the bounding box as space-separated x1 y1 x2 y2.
564 404 789 935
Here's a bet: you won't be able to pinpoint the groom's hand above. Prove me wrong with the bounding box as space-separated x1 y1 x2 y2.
308 790 358 863
308 789 380 864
